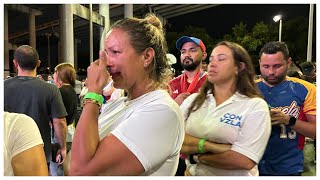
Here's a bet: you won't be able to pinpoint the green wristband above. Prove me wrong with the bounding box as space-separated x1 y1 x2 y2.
84 92 104 107
198 138 206 153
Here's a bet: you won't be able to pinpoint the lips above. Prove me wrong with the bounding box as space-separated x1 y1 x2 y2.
267 77 276 80
110 72 121 80
208 70 217 75
183 58 193 64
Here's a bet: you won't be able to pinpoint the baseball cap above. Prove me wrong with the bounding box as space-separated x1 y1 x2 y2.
176 36 206 52
301 62 315 75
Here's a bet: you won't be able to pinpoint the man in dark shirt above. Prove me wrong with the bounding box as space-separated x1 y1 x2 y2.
4 45 68 174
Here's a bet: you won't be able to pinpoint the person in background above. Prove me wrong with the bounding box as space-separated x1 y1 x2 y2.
180 41 271 176
67 13 184 176
300 61 317 166
256 41 316 176
37 74 44 81
169 36 208 106
169 36 208 176
287 70 303 79
201 60 208 72
47 75 54 84
301 61 316 85
4 45 67 175
4 112 48 176
51 62 78 175
53 63 78 128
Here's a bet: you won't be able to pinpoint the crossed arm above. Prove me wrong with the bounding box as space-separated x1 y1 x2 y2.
181 134 256 170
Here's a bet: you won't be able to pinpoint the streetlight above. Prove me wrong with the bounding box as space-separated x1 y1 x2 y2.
273 15 282 42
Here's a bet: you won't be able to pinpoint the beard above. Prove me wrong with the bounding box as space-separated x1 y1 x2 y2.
261 73 287 86
181 58 201 71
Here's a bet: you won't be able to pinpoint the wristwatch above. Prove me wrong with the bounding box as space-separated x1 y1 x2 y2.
189 154 197 164
288 116 297 127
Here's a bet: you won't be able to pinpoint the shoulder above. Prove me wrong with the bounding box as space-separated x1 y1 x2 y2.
132 91 183 123
144 90 181 112
286 77 316 90
235 93 269 111
248 97 269 109
5 112 38 129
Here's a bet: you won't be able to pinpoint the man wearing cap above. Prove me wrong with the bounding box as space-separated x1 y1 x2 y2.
169 36 207 176
169 36 208 106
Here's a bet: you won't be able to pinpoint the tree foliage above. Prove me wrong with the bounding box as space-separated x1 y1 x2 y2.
166 16 314 74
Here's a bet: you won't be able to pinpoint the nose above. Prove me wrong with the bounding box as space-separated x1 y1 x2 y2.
208 59 217 67
267 67 275 75
105 55 114 70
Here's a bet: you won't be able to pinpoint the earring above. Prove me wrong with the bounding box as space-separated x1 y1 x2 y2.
144 63 148 67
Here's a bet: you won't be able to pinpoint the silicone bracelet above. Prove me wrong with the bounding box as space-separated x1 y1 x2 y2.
198 138 206 153
83 92 104 107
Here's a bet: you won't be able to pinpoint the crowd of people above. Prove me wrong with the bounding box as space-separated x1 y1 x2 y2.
4 13 316 176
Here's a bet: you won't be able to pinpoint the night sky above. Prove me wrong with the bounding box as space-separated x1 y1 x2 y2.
167 4 311 38
5 4 314 76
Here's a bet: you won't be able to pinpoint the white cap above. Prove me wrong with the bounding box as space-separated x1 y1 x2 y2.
166 54 177 65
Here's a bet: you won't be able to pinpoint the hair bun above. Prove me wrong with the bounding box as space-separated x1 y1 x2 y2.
145 13 163 30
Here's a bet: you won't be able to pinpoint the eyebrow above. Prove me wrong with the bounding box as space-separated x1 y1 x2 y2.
211 53 227 57
181 46 198 51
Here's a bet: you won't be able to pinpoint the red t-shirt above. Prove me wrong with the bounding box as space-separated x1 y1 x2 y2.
169 72 207 99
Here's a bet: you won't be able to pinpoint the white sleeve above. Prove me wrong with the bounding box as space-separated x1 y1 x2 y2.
231 98 271 163
9 114 44 157
111 102 183 172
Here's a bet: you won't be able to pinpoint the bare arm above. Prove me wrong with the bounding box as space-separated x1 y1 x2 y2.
70 102 144 175
182 134 251 170
271 109 316 139
198 150 256 170
52 117 67 164
12 144 48 176
181 134 231 155
292 114 316 139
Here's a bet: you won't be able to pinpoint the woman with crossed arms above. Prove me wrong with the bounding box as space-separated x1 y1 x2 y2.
180 41 271 176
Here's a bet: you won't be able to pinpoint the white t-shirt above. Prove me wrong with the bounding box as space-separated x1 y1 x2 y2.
98 90 185 176
180 92 271 176
4 112 44 176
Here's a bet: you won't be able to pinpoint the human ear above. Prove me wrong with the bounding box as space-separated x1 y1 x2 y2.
143 47 155 67
236 62 246 74
202 51 207 60
13 59 19 68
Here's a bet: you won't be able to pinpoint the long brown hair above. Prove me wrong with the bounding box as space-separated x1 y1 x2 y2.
54 63 76 87
187 41 262 117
